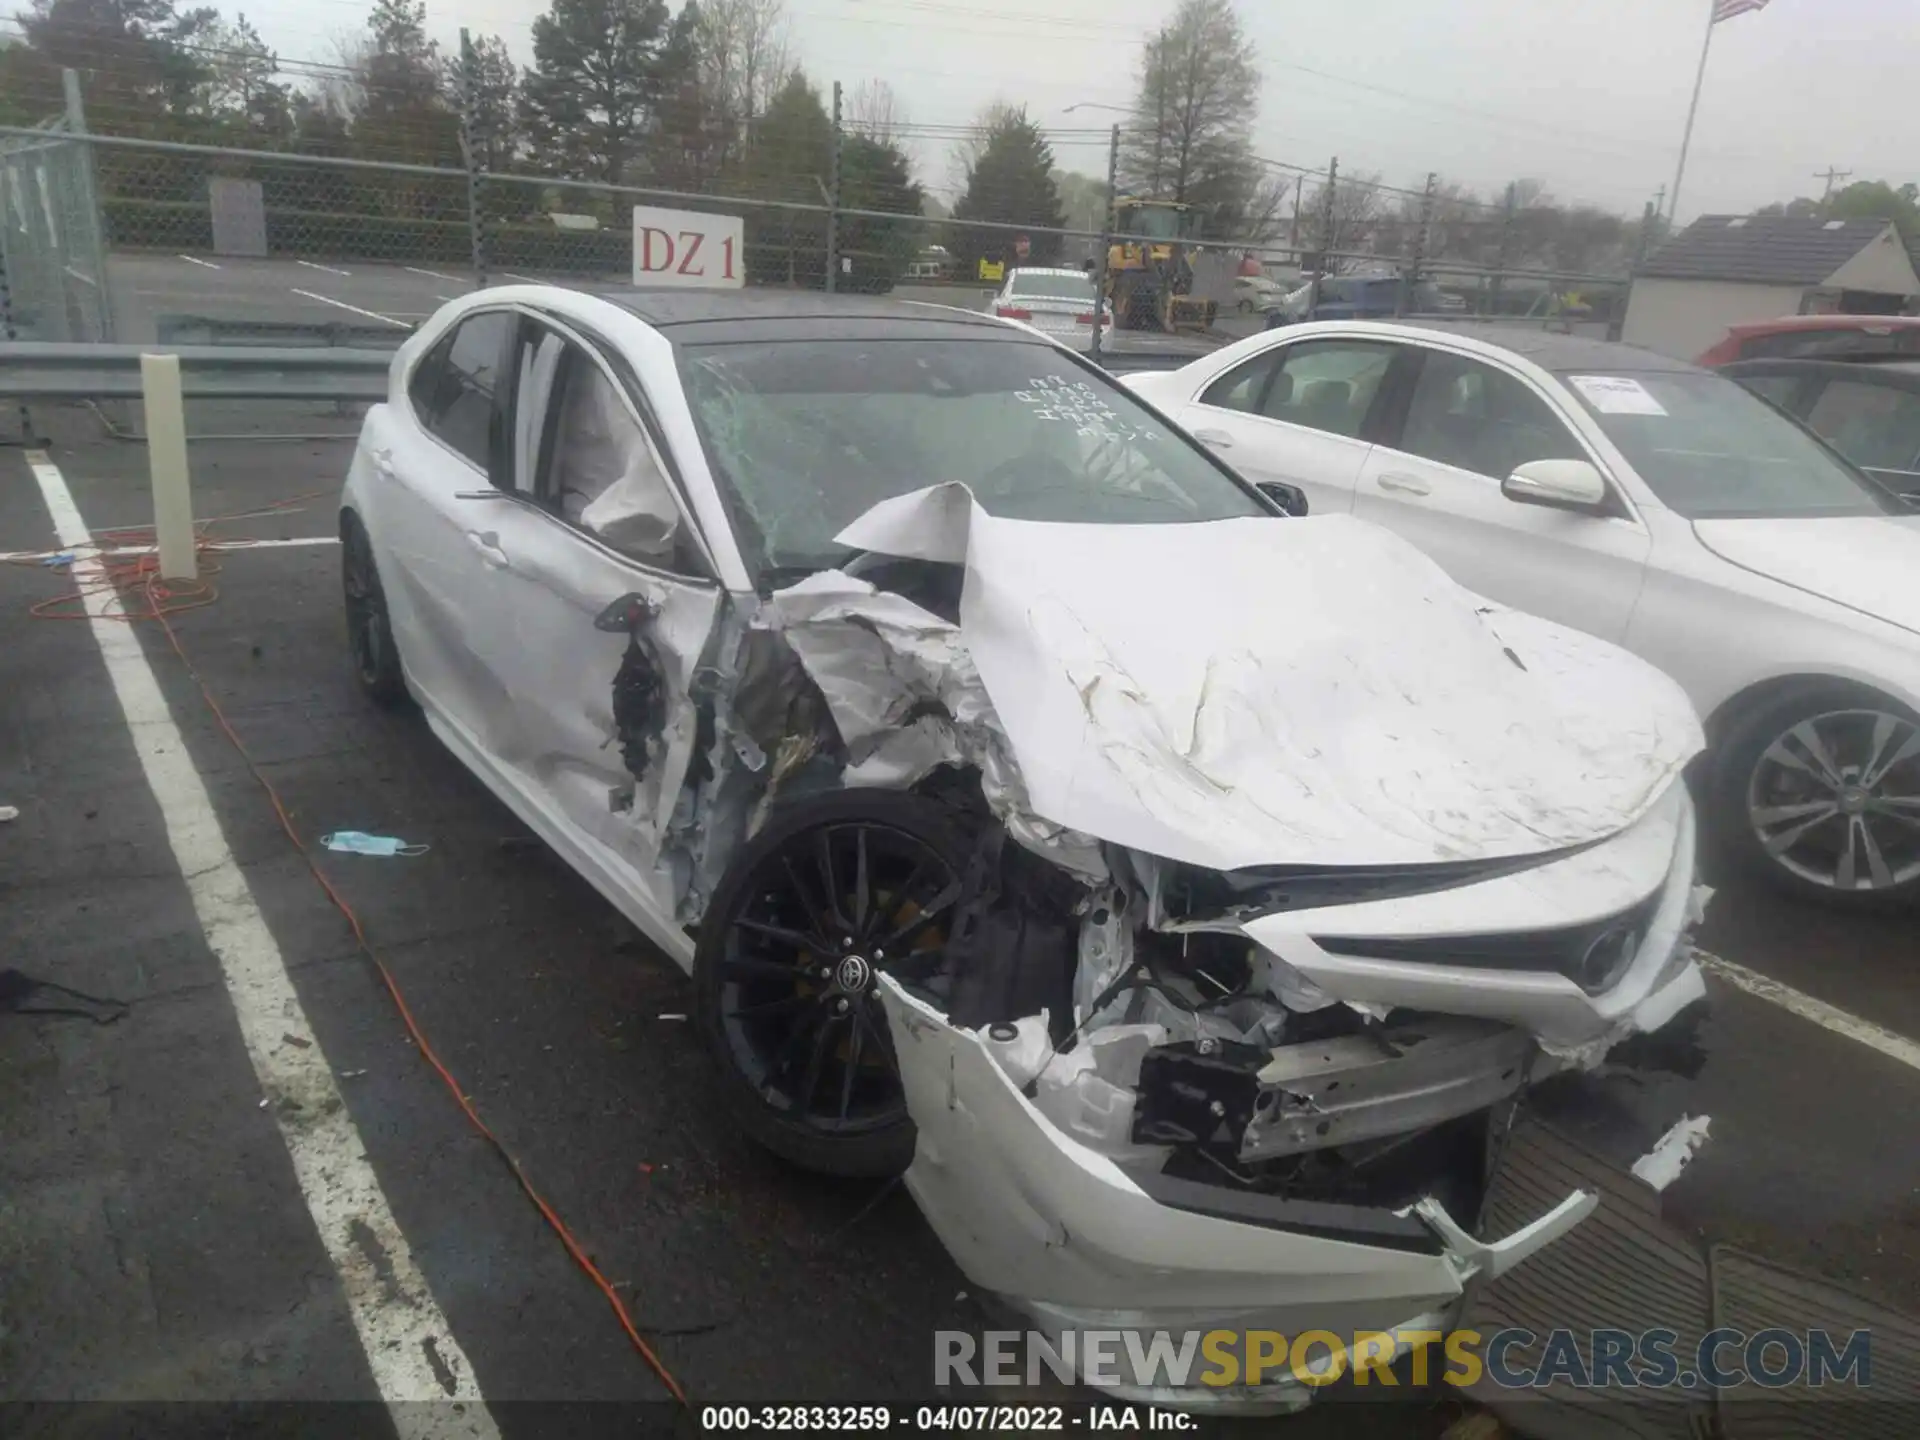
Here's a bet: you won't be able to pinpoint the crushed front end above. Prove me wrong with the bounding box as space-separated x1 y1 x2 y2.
636 486 1714 1410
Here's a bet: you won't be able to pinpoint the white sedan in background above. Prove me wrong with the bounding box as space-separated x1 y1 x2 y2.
985 265 1110 337
1124 321 1920 908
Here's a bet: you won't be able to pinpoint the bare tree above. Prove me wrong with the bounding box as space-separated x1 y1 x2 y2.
1118 0 1260 232
696 0 791 159
314 28 372 119
847 77 906 145
1303 169 1384 265
1235 168 1295 244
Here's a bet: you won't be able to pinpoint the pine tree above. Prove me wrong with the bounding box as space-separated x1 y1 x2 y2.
648 1 727 193
840 133 924 289
725 69 831 283
948 106 1066 273
520 0 671 186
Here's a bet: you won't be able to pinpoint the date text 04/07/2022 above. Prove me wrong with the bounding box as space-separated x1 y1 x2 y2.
697 1404 1195 1431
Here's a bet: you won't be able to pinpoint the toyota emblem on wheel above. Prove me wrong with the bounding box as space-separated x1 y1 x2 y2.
836 954 873 993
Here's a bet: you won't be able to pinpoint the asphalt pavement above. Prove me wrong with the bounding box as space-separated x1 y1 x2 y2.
4 387 1919 1437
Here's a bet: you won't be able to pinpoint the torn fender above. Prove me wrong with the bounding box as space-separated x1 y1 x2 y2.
836 484 1705 873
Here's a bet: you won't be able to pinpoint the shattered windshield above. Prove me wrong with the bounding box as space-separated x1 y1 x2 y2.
677 336 1267 578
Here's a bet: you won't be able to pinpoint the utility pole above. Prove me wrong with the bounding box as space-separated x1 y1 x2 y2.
825 80 843 293
1401 171 1437 318
1090 123 1119 360
1815 166 1852 209
1487 180 1517 318
1288 173 1303 255
1306 157 1337 317
458 29 488 288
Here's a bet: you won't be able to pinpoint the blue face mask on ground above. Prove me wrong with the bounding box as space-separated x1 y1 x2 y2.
320 830 428 857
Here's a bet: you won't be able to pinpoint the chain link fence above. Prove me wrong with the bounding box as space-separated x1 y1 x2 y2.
1 67 1634 348
0 77 116 345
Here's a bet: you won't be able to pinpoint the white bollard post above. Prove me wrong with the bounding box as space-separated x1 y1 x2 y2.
140 352 196 581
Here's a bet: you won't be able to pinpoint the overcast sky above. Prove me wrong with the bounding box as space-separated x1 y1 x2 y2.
236 0 1911 220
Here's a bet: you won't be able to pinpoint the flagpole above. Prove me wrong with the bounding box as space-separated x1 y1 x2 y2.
1668 0 1718 228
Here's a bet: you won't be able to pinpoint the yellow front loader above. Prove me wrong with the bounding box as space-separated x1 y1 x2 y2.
1103 198 1218 333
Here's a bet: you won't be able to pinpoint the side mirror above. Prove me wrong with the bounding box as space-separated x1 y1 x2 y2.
1502 458 1607 513
1256 480 1309 516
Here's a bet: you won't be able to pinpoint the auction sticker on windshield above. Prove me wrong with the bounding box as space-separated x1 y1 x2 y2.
1569 374 1668 416
632 203 744 289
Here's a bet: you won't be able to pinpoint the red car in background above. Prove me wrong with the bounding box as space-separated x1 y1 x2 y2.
1696 314 1920 366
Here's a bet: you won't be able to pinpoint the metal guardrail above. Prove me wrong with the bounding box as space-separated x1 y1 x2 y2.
0 343 392 401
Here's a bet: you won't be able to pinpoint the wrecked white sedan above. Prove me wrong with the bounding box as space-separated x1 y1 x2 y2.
341 287 1709 1408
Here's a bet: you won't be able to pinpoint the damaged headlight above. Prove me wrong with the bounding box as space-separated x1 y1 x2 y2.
1156 847 1593 927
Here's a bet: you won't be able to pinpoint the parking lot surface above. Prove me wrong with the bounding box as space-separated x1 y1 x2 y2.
4 398 1919 1436
104 252 1007 343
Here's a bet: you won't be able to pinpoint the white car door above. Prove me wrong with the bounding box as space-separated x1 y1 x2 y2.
1351 344 1652 640
1170 337 1398 515
453 315 728 935
362 307 522 735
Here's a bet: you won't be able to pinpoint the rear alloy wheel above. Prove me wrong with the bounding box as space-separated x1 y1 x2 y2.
341 514 407 707
1714 685 1920 907
693 790 969 1178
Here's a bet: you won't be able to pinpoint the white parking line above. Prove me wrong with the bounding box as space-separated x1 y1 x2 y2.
24 450 499 1438
502 272 538 283
296 259 353 277
1698 951 1920 1074
0 537 340 562
405 266 460 282
291 288 411 328
178 254 222 270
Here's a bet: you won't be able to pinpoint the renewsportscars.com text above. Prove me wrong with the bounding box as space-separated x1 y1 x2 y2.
935 1326 1873 1391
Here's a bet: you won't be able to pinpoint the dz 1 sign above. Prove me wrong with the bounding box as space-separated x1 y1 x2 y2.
632 204 744 289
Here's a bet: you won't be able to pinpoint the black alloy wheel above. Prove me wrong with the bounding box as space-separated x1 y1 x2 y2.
693 790 969 1178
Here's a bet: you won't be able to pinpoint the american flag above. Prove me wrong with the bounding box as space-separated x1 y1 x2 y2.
1713 0 1770 21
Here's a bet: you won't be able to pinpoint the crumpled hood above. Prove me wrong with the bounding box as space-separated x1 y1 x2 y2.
1692 514 1920 638
831 484 1704 872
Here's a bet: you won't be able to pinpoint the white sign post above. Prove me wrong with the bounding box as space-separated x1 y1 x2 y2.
631 204 744 288
140 353 197 581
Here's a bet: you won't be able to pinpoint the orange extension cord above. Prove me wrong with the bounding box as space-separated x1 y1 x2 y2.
26 500 691 1408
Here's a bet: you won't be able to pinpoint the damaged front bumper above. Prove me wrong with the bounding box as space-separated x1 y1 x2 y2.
879 978 1605 1412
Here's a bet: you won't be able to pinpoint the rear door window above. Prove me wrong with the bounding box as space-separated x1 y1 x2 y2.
1258 340 1396 438
1198 353 1279 413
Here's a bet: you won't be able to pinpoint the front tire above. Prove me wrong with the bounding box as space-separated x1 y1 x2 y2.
1709 681 1920 909
693 789 971 1178
341 513 407 708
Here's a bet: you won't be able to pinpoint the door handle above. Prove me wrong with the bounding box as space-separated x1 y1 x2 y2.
466 530 509 569
1192 428 1235 450
1376 471 1432 496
